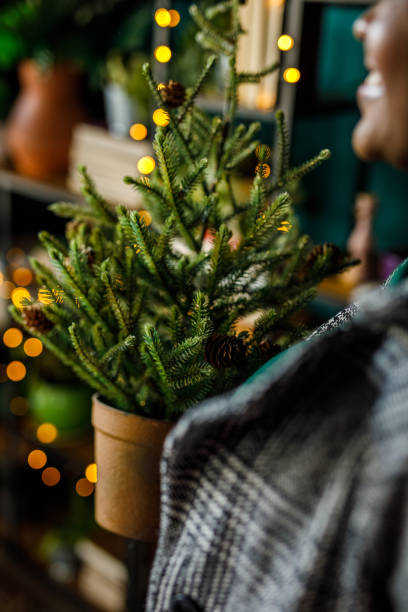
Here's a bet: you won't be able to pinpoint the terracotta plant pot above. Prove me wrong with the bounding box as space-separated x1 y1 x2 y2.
92 395 173 541
5 60 85 179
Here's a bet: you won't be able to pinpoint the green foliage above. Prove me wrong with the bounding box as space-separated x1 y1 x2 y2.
11 0 356 421
0 0 151 80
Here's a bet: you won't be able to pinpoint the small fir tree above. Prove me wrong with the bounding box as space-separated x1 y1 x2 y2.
10 1 356 420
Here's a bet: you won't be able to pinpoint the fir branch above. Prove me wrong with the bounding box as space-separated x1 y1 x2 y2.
190 4 234 56
48 248 111 334
225 140 259 170
38 230 68 257
238 61 280 83
283 149 331 184
101 335 137 365
9 305 108 397
177 55 218 124
205 0 234 19
142 325 176 418
180 158 208 196
48 202 94 221
101 266 131 337
275 109 290 183
253 287 316 342
91 323 106 354
123 176 170 215
69 323 132 410
78 166 117 225
207 226 232 302
154 130 199 252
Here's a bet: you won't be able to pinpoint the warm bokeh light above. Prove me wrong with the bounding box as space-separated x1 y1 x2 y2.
129 123 148 141
138 210 152 226
157 83 165 91
24 338 43 357
152 108 170 127
268 0 285 6
76 478 94 497
7 361 26 382
85 463 97 483
169 9 181 27
283 67 301 83
42 467 60 487
256 91 276 111
277 34 294 51
256 163 271 178
154 45 172 63
37 422 58 444
0 272 3 284
12 267 33 286
0 281 15 300
28 449 47 470
3 328 23 348
11 287 31 310
155 8 171 27
10 396 29 416
38 288 53 305
7 247 25 265
137 156 156 175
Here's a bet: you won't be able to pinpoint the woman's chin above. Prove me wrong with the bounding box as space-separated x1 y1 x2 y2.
351 119 383 163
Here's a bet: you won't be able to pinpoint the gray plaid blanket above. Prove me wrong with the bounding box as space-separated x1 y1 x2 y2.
147 282 408 611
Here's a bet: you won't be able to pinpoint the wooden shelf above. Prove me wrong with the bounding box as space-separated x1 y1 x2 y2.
0 165 79 204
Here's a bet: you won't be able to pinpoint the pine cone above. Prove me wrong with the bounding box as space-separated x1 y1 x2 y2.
259 339 281 360
205 335 246 368
297 242 344 282
22 304 53 333
162 80 186 108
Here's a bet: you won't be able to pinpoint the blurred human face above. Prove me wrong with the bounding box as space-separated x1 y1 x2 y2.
352 0 408 170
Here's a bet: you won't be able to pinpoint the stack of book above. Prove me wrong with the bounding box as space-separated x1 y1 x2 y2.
69 124 152 209
237 0 285 111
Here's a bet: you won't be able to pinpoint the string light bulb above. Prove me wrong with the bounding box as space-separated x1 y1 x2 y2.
155 8 171 27
85 463 97 483
11 287 31 310
3 328 23 348
12 267 32 286
137 156 156 175
277 35 294 51
76 478 94 497
152 108 170 127
129 123 148 140
283 67 301 83
28 449 47 469
36 422 58 444
24 338 43 357
154 45 172 63
42 467 60 487
168 9 181 27
7 361 26 382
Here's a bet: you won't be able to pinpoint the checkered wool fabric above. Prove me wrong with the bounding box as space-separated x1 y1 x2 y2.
147 282 408 612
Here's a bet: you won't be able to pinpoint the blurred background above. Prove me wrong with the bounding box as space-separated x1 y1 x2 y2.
1 0 406 610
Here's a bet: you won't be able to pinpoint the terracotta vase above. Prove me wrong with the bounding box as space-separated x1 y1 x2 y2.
92 395 173 541
5 60 85 179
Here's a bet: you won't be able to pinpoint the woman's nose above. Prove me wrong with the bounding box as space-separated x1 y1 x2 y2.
352 6 374 42
353 15 368 41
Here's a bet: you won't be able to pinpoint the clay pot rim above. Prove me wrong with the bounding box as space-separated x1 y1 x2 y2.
92 394 173 446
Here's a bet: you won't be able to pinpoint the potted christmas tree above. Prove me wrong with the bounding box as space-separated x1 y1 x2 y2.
10 1 355 541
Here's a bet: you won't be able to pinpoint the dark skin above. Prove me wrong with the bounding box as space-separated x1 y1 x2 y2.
352 0 408 171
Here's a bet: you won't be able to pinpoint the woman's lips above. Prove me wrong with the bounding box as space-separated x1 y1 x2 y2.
357 70 385 101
